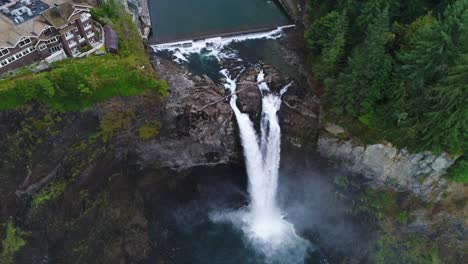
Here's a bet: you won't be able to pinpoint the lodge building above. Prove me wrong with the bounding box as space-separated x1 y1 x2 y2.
0 0 102 75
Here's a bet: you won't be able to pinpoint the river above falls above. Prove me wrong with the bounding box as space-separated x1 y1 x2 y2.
148 0 291 44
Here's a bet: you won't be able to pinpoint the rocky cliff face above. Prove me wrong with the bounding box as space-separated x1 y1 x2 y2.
318 125 458 202
147 54 319 170
0 32 320 262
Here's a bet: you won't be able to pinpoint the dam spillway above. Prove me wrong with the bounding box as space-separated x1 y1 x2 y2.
148 0 291 44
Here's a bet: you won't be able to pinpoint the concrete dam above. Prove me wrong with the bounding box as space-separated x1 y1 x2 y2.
147 0 300 45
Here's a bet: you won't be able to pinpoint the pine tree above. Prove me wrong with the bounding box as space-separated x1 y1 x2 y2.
305 11 347 81
393 0 468 151
331 7 393 119
392 20 441 124
305 0 468 153
420 0 468 152
422 54 468 153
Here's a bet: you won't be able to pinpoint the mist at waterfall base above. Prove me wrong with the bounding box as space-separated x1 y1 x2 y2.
162 153 370 263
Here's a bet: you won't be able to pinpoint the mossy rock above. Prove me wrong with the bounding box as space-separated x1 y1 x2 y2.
138 121 161 141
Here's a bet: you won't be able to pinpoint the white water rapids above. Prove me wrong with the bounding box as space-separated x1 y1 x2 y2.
151 25 294 62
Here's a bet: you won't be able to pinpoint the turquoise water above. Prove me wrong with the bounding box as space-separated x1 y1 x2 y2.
175 221 326 264
148 0 291 43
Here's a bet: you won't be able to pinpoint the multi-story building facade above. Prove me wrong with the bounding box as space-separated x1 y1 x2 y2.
0 0 102 75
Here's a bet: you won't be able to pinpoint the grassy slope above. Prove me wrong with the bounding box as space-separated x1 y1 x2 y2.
0 2 166 112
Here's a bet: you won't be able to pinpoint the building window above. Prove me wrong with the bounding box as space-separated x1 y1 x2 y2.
18 38 31 48
46 36 58 44
64 31 73 38
80 13 90 21
49 45 62 53
38 43 47 51
0 47 36 68
43 27 53 35
0 48 9 57
23 47 35 55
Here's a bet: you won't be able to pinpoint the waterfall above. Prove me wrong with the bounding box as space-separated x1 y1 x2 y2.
154 24 317 262
221 69 296 245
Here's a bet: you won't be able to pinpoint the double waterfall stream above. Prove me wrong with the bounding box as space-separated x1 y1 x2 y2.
221 69 310 261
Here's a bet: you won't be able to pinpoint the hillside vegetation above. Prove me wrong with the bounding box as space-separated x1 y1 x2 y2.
0 0 166 112
305 0 467 181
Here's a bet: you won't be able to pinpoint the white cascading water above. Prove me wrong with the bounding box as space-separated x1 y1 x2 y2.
221 69 302 252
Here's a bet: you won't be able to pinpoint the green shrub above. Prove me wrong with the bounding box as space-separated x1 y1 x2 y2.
0 223 28 264
90 0 119 24
80 45 92 53
100 109 134 142
351 189 397 220
0 56 167 112
31 180 66 210
448 155 468 183
138 122 161 141
376 234 441 264
397 211 409 224
358 113 372 127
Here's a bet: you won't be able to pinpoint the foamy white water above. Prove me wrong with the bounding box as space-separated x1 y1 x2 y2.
220 70 310 262
152 25 295 62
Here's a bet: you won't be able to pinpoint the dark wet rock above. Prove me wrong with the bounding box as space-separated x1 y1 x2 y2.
232 63 319 148
149 56 240 170
0 40 320 263
149 52 320 171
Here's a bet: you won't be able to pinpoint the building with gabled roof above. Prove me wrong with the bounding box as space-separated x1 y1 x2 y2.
0 0 102 74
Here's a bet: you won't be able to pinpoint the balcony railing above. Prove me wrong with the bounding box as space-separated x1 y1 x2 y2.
80 13 91 22
72 51 82 58
69 41 77 48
